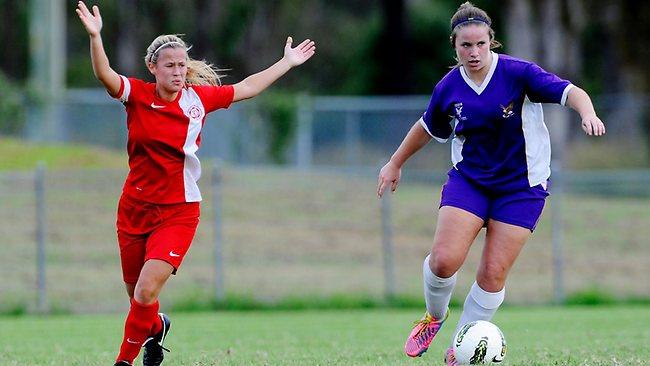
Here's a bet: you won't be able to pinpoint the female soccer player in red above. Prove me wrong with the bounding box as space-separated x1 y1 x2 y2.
76 2 315 365
377 2 604 365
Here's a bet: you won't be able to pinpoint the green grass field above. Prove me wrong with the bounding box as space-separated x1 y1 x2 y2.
1 138 649 365
1 305 649 365
0 136 126 171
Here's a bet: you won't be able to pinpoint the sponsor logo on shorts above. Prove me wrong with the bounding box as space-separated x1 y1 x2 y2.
169 251 181 257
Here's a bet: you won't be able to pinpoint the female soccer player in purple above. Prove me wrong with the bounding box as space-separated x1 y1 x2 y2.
377 2 605 365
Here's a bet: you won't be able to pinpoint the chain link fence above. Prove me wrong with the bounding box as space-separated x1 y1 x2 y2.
3 91 649 313
2 165 649 314
24 90 650 169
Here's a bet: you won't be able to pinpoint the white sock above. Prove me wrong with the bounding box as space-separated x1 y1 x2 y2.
452 281 505 344
422 254 457 320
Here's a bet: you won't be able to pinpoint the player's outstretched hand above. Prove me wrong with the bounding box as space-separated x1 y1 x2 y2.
76 1 103 37
283 37 316 67
377 161 401 198
581 114 606 136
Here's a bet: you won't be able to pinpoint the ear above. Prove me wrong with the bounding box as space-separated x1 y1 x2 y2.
147 62 156 75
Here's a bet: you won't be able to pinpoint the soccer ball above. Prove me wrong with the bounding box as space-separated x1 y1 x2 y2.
452 320 506 364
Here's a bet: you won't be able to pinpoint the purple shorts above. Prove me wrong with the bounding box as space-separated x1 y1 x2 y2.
440 169 549 231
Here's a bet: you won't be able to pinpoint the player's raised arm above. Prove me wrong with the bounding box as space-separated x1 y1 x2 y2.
76 1 121 97
232 37 316 102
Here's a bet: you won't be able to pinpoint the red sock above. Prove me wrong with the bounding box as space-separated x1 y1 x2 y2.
116 298 159 363
150 312 163 335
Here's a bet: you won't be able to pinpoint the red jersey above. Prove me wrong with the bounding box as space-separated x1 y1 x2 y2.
114 76 234 204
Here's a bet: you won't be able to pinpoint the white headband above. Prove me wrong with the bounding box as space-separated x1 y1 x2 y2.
153 41 185 55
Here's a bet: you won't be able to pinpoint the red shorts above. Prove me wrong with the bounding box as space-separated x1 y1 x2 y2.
116 194 200 284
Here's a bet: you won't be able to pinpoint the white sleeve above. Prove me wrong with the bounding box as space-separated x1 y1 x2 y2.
560 84 575 106
116 75 131 103
419 117 449 143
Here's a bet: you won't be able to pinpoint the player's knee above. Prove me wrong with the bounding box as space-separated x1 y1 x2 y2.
477 263 507 291
429 247 460 277
134 283 159 304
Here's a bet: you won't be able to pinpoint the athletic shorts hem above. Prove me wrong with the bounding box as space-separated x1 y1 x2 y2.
489 215 536 232
143 257 179 275
440 201 487 222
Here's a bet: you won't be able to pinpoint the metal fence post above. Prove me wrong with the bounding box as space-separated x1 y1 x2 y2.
212 160 225 302
35 161 48 313
380 163 396 300
550 159 565 304
296 94 313 169
345 111 361 167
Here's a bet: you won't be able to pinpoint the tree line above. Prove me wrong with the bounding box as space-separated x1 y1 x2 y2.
0 0 642 95
0 0 648 161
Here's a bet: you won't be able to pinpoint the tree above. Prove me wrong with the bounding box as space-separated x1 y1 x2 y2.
0 0 29 80
374 0 413 94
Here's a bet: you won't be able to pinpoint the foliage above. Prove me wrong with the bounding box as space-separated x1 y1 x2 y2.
408 1 457 92
325 10 382 95
0 136 125 171
0 72 26 136
580 23 606 95
0 301 27 316
3 1 648 155
166 290 650 312
0 1 646 94
257 91 298 164
0 0 29 80
565 287 616 305
171 293 429 312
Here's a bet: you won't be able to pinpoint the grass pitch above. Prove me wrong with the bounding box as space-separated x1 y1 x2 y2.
1 305 648 365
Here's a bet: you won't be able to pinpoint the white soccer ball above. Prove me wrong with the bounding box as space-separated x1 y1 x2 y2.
452 320 506 364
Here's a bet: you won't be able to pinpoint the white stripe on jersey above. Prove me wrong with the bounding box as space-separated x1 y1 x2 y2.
119 75 131 103
418 117 449 143
450 118 464 167
179 87 206 202
560 84 575 106
521 98 551 187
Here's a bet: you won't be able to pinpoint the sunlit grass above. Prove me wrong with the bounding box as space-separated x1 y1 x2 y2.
1 306 648 365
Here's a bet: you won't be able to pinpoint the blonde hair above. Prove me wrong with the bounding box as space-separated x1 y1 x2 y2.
449 2 501 50
144 34 225 86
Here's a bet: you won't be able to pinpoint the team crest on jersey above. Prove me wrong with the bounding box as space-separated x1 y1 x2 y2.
454 102 467 120
188 105 203 119
500 102 515 119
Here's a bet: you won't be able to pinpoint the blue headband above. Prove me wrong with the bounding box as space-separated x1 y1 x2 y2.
451 16 491 30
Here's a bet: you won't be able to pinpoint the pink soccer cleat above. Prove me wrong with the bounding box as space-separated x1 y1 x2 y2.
404 311 449 357
445 347 459 366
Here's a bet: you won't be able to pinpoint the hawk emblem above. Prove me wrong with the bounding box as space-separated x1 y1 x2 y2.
500 102 515 119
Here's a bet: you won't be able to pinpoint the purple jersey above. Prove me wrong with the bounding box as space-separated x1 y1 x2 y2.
420 52 573 192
